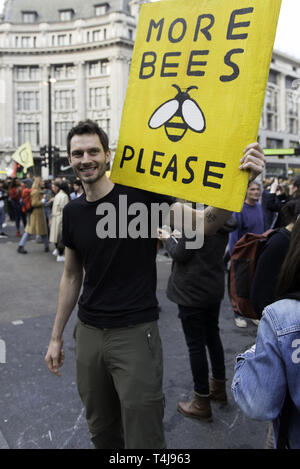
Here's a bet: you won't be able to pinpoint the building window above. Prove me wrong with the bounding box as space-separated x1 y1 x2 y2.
89 87 110 108
95 3 109 16
55 122 75 147
59 9 74 21
57 35 68 46
29 67 40 80
289 117 298 135
268 70 278 85
263 87 278 131
53 64 75 80
286 91 299 135
18 122 40 146
17 91 40 111
54 65 64 79
54 90 75 110
88 60 109 76
21 36 31 48
266 138 283 149
93 30 102 42
66 64 75 78
22 11 37 23
15 66 40 81
16 67 27 81
128 29 133 40
286 92 298 116
286 75 296 89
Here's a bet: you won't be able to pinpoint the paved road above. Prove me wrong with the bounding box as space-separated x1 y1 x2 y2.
0 223 268 449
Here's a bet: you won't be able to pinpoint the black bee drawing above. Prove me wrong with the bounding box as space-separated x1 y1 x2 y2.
148 84 206 142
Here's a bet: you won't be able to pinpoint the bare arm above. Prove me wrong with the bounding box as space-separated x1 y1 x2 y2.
171 142 266 236
45 247 83 376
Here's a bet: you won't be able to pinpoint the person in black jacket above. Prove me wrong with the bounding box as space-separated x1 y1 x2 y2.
158 216 237 422
266 176 300 229
251 198 300 319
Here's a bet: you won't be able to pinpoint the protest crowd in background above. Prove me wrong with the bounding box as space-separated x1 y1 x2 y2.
1 168 300 449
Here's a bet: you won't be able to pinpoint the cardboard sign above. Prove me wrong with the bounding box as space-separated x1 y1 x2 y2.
110 0 281 212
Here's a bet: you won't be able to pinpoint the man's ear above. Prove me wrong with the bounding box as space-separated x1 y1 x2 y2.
67 155 72 165
106 150 111 164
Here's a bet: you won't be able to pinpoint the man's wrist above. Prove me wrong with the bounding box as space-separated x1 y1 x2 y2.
50 334 63 342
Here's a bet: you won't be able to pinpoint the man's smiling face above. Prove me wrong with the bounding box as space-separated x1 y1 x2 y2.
68 133 110 185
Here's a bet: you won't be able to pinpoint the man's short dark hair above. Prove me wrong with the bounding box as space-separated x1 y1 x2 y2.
292 175 300 189
67 119 109 156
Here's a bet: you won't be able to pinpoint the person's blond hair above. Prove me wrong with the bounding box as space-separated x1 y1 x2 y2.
32 177 43 190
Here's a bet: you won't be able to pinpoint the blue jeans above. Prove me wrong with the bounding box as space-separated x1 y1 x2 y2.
0 206 5 232
178 303 225 395
19 232 49 249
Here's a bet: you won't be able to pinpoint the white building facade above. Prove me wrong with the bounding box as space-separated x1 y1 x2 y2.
0 0 299 178
259 51 300 177
0 0 142 176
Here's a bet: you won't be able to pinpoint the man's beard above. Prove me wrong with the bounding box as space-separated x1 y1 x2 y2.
74 162 106 184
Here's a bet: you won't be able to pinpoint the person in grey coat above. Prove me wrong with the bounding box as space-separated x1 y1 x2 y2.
158 216 237 422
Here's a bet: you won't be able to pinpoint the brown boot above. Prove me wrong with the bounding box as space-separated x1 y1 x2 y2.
209 377 227 404
177 393 212 422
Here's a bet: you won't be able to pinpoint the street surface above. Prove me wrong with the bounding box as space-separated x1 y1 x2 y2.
0 222 268 449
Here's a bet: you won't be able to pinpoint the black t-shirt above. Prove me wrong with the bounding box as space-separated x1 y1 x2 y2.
62 183 175 328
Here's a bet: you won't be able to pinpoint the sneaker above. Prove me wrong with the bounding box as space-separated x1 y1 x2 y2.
17 246 27 254
234 316 247 328
44 246 50 253
251 319 260 326
56 255 65 262
0 232 8 238
16 231 22 237
52 248 58 256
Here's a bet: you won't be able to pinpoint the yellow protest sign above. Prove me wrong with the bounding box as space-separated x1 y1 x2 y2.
110 0 281 212
12 141 34 171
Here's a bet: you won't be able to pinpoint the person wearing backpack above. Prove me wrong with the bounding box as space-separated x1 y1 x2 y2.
250 198 300 319
228 180 264 327
8 178 27 237
20 181 32 219
232 216 300 449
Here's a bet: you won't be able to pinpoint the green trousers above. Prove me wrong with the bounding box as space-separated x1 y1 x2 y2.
74 319 166 449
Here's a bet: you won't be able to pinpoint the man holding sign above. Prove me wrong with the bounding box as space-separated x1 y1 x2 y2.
45 118 264 449
44 0 280 451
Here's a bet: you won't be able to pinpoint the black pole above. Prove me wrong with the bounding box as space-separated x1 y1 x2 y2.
48 75 53 177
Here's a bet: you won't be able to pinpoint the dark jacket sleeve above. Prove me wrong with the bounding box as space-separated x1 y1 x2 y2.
265 193 285 212
250 231 290 318
164 235 195 264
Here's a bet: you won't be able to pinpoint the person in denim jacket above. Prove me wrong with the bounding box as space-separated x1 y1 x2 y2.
232 217 300 449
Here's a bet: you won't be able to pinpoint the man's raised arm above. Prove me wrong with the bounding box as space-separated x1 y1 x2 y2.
171 142 265 236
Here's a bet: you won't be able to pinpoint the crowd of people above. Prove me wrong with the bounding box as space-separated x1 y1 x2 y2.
1 120 299 449
157 174 300 449
0 174 84 262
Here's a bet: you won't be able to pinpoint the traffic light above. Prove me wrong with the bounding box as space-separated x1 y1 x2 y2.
40 145 48 167
40 145 47 157
53 146 60 176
